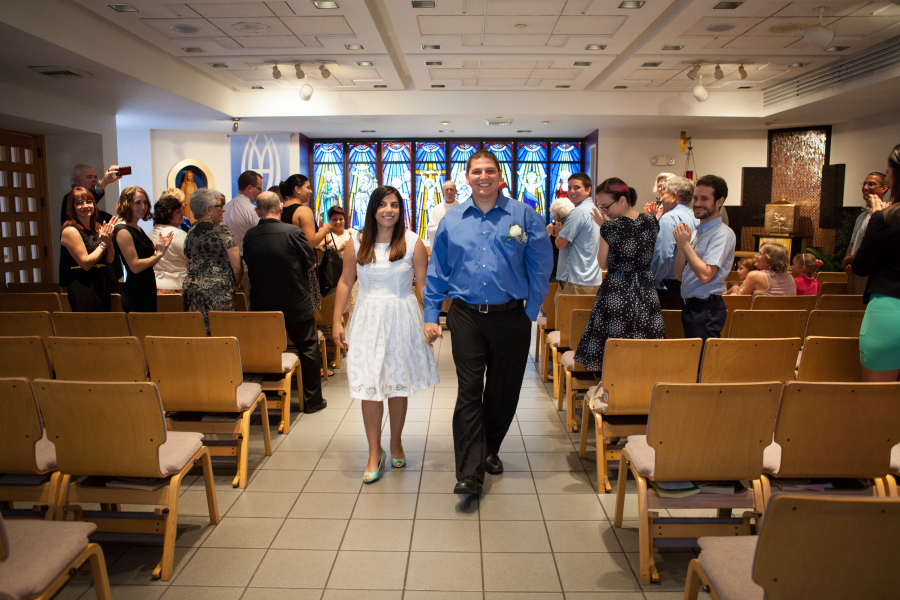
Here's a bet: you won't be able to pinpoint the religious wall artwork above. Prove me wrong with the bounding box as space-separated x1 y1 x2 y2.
166 159 216 221
230 133 291 194
764 198 801 235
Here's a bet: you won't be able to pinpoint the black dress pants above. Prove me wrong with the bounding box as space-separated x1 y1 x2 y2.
656 279 684 310
285 316 325 410
681 296 727 341
447 303 532 483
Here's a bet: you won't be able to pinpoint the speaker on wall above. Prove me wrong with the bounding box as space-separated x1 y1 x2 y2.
820 164 846 229
741 167 773 228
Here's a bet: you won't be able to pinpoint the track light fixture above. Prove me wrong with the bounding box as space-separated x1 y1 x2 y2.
300 83 314 101
231 118 240 132
319 64 331 79
272 65 282 79
692 75 709 102
295 64 305 79
804 7 835 49
687 64 701 80
738 64 748 80
714 64 724 80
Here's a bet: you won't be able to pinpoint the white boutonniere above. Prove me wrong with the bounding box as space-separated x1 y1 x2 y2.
504 223 528 243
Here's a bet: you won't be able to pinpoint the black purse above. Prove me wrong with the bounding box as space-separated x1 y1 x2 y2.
318 232 344 296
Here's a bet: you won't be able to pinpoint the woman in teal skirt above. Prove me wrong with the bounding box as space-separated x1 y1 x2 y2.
852 143 900 382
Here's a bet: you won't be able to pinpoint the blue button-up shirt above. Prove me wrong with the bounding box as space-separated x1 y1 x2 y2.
652 203 699 287
680 217 735 299
425 195 553 322
557 199 602 287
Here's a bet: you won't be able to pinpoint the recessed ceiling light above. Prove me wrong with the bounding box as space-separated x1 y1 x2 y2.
422 45 442 50
361 130 375 132
706 23 735 32
373 84 387 87
439 130 453 133
614 85 628 89
432 84 445 87
181 47 205 53
251 86 264 89
345 44 365 50
737 86 753 89
619 1 645 7
208 63 228 68
585 44 607 50
556 85 571 88
108 4 139 11
356 61 374 66
573 61 592 66
515 24 528 28
642 61 662 67
714 1 743 8
412 0 435 7
440 121 450 124
517 130 532 133
662 45 684 51
788 62 809 67
542 121 551 124
169 24 200 34
313 1 339 8
425 61 443 66
826 46 850 52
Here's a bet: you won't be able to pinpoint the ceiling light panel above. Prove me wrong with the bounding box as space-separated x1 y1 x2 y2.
422 45 442 50
714 2 743 8
108 4 138 11
313 1 339 8
618 1 645 8
345 44 365 50
662 45 684 50
573 61 592 66
425 61 442 66
412 0 435 7
642 62 662 67
585 44 607 50
356 61 374 67
373 84 387 87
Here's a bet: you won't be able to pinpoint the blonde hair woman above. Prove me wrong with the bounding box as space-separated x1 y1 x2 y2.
731 242 796 297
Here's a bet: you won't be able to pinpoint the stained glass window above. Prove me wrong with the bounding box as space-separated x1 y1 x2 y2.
517 142 548 215
485 142 514 198
312 143 344 222
549 142 583 203
414 142 447 238
551 142 581 163
347 143 378 229
450 142 480 202
381 142 412 226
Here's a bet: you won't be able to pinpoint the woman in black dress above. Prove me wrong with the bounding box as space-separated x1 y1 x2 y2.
574 178 665 371
60 187 120 311
113 186 173 312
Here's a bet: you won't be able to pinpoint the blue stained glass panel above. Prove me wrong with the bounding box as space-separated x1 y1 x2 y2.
450 163 472 202
550 163 580 199
314 143 343 163
516 163 547 216
415 143 447 239
485 142 513 163
551 142 581 163
348 143 377 163
314 163 344 223
347 164 378 229
382 162 412 226
416 141 446 163
382 141 412 162
517 142 547 163
450 142 480 163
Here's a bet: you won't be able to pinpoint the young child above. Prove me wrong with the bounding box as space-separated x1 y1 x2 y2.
792 253 822 296
725 256 757 295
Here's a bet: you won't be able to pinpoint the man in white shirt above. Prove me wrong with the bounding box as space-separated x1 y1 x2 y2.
843 172 889 294
427 181 459 243
223 170 263 254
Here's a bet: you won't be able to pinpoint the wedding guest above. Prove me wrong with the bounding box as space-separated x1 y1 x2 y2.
426 181 460 243
550 174 602 312
279 174 311 228
725 257 757 295
149 192 189 294
114 186 172 313
281 173 333 310
60 187 119 311
547 197 574 284
792 253 822 296
326 206 358 322
843 172 890 294
651 176 698 309
729 243 796 297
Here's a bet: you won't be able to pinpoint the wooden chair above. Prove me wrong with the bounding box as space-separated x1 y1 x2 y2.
109 294 124 312
0 312 55 339
314 294 338 375
59 293 72 312
816 271 848 284
0 512 112 600
144 336 273 489
156 294 185 312
34 379 218 582
751 295 817 311
127 312 207 343
547 294 595 404
578 338 704 493
209 311 301 434
615 381 781 585
816 294 865 310
52 312 131 338
724 270 740 283
661 309 684 338
0 378 61 521
886 447 899 497
721 295 752 339
700 338 801 384
819 281 848 295
234 292 249 311
804 310 865 338
795 337 862 382
0 337 52 380
0 293 62 313
560 309 593 433
6 282 61 294
727 310 807 339
760 381 900 506
47 337 147 382
684 495 900 600
535 282 558 367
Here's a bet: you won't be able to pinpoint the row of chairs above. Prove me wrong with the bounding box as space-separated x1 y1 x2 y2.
608 380 900 585
0 377 219 583
0 292 249 314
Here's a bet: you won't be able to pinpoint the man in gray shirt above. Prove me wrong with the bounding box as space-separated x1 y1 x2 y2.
843 172 889 294
548 173 602 311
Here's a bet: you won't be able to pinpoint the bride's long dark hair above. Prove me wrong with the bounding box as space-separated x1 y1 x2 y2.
356 186 407 266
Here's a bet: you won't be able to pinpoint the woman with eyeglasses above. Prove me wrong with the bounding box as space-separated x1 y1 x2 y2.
182 188 243 331
574 178 664 371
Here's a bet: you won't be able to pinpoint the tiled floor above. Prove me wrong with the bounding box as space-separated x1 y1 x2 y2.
58 327 711 600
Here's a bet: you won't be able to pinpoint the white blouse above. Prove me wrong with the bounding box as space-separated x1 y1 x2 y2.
149 224 188 290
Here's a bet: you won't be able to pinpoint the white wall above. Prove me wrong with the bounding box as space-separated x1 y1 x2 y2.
831 109 900 206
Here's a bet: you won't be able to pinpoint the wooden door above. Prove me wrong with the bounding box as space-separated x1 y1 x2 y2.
0 130 53 284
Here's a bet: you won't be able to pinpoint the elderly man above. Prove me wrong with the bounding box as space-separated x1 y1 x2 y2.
427 180 460 243
242 191 327 414
651 176 699 309
843 172 890 295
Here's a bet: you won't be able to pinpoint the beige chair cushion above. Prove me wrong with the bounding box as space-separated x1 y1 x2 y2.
34 430 57 473
763 442 782 476
158 431 204 476
0 517 97 600
537 316 547 328
891 444 900 475
282 352 299 373
698 536 764 600
587 385 609 412
317 330 324 341
625 435 656 479
546 331 560 347
562 351 575 370
236 382 263 410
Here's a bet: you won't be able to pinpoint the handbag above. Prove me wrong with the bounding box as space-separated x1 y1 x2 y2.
317 232 344 296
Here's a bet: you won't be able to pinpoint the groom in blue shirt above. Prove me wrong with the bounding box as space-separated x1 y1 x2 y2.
425 151 553 494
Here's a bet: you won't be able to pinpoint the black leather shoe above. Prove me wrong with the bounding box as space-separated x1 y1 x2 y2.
303 399 327 414
454 476 482 495
485 454 503 475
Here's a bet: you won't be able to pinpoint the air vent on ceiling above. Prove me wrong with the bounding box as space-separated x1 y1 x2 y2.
28 66 93 79
764 39 900 107
486 119 512 126
412 0 435 7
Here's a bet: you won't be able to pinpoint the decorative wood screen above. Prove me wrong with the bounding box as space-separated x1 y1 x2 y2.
0 130 52 284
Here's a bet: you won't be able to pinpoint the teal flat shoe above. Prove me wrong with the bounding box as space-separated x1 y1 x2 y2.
363 451 387 484
391 457 406 469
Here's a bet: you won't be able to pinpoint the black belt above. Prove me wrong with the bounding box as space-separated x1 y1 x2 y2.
454 299 524 314
684 294 723 304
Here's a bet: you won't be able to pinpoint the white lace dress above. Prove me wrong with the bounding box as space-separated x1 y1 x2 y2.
346 229 439 401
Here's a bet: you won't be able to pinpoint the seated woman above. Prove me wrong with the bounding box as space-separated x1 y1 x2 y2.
791 253 822 296
725 256 757 295
730 242 797 297
60 187 120 311
149 192 189 294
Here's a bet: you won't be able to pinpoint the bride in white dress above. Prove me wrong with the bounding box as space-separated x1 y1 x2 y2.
332 186 439 483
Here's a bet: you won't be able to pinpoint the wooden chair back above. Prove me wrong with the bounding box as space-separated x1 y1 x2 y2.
0 378 47 474
557 294 595 348
156 294 185 312
59 293 72 312
0 293 62 313
209 311 287 373
722 295 753 338
751 295 817 311
110 294 124 312
0 311 55 338
602 338 703 416
700 338 801 384
724 270 740 283
796 337 862 382
753 495 900 600
819 281 848 296
144 336 245 412
47 337 147 382
662 309 684 338
647 382 782 481
816 294 865 310
567 309 592 370
542 282 559 330
815 272 848 284
316 294 337 328
727 310 807 339
234 292 249 311
773 381 900 479
127 312 208 343
52 312 131 338
804 310 865 339
7 282 60 293
0 337 52 380
34 379 168 478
